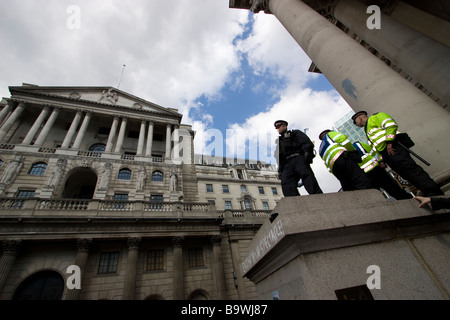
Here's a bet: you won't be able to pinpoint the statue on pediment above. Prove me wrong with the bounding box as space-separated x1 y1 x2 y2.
99 88 118 105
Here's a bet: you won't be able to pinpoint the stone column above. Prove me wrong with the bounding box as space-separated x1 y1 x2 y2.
0 240 21 293
0 102 25 143
72 111 92 150
136 120 146 156
172 236 184 300
64 238 92 300
0 101 13 125
61 110 83 148
114 117 128 153
21 105 51 145
105 115 119 152
210 235 227 299
229 239 247 299
334 0 450 107
122 237 141 300
145 121 154 157
165 124 172 160
172 125 180 162
33 107 61 147
245 0 450 181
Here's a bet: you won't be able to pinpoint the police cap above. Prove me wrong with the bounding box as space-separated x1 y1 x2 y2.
351 111 367 124
319 129 331 140
274 120 288 128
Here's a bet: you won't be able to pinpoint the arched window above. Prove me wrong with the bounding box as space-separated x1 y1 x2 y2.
28 162 47 175
13 270 64 300
89 143 106 152
152 171 163 182
118 168 132 180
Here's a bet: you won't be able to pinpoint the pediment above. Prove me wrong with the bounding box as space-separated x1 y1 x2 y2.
9 84 181 117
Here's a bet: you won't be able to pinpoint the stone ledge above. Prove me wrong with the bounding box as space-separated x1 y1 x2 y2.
241 189 450 283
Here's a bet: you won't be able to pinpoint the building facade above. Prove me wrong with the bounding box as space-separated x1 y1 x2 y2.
0 84 281 300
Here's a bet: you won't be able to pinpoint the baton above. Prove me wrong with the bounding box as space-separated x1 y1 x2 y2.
397 142 431 166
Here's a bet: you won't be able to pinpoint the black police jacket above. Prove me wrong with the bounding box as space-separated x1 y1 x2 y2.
276 130 315 172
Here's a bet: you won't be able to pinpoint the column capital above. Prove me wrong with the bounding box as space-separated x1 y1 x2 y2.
76 238 92 252
127 237 142 250
251 0 271 14
2 239 22 254
172 236 184 247
210 235 222 246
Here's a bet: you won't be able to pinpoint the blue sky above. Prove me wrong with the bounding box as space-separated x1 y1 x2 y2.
0 0 353 192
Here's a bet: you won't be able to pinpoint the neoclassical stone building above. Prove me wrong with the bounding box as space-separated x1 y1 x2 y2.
0 84 281 300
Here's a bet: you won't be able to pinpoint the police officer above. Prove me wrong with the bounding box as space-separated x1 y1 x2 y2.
353 140 412 200
352 111 444 196
274 120 323 196
318 129 372 191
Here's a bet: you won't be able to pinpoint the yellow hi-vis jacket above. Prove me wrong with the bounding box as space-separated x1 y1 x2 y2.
365 112 398 152
319 131 354 173
353 141 382 173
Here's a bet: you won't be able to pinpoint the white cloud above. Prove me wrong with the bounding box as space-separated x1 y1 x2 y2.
0 0 248 115
224 12 353 193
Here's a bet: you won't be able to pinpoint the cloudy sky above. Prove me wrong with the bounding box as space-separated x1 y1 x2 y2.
0 0 354 193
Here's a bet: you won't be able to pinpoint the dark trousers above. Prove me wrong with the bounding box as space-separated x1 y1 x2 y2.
381 142 444 196
332 153 373 191
366 166 412 200
281 155 323 196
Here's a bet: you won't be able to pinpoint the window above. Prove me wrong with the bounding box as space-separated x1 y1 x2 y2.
89 143 106 152
17 190 35 198
128 130 139 138
118 168 132 180
335 285 374 300
0 159 3 166
262 201 270 210
28 162 47 175
188 247 204 267
244 198 252 210
272 187 278 195
152 171 163 182
14 190 35 209
151 194 163 202
206 184 213 193
225 201 232 210
237 169 244 179
146 250 164 271
114 193 128 201
222 185 229 193
150 194 163 209
113 193 128 209
258 187 265 195
241 185 247 193
98 252 119 274
98 127 110 135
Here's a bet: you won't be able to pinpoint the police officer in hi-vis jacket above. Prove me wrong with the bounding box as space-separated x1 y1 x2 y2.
352 111 444 196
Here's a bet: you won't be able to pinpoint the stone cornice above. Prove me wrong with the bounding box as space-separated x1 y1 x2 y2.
8 89 182 123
